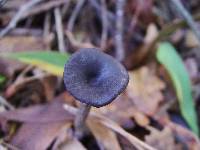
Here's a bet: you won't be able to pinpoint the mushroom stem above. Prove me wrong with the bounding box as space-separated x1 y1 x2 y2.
74 103 91 138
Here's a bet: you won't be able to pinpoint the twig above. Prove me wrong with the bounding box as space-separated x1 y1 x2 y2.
170 0 200 45
115 0 125 61
100 0 108 49
0 0 44 37
0 96 14 110
54 7 66 53
61 0 71 17
23 0 69 19
74 103 91 139
67 0 86 31
89 0 115 23
1 141 20 150
43 12 51 38
0 0 7 9
65 31 95 49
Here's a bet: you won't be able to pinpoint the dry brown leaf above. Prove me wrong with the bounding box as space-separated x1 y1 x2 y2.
97 93 150 128
127 66 166 115
0 93 75 150
88 119 121 150
145 127 180 150
11 122 71 150
0 92 74 123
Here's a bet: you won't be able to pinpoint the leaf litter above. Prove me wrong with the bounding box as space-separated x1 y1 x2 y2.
1 0 200 149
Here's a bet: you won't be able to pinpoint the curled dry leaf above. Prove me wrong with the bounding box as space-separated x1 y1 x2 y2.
88 119 121 150
127 66 166 115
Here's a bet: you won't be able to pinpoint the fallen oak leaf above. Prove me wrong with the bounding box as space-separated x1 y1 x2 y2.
127 66 165 115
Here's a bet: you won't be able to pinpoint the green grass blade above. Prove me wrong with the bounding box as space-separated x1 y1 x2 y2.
0 75 6 84
156 42 199 135
2 51 69 76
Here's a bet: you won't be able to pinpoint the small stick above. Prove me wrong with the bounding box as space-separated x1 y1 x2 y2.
0 0 7 8
115 0 125 61
74 103 91 138
0 96 14 110
43 12 51 38
100 0 108 49
67 0 86 31
170 0 200 45
54 7 66 53
1 141 20 150
0 0 44 37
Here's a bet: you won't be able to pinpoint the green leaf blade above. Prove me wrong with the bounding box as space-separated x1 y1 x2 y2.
2 51 69 76
156 42 199 135
0 75 6 84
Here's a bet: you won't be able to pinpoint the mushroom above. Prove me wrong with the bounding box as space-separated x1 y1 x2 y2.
63 48 129 138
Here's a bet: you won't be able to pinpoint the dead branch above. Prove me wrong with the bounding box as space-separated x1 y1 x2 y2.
0 0 44 37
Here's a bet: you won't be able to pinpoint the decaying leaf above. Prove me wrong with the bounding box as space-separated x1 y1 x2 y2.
145 127 179 150
98 93 150 127
11 122 71 150
127 66 166 115
0 93 75 150
0 93 74 123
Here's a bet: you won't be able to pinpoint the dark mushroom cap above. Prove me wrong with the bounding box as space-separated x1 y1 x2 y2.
63 48 129 107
